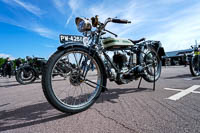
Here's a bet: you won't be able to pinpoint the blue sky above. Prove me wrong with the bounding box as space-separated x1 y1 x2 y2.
0 0 200 59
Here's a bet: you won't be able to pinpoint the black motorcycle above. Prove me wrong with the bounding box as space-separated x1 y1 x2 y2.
189 45 200 76
16 57 46 84
42 16 165 113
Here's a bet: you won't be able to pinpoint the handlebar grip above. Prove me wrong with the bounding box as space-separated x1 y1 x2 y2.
111 18 131 24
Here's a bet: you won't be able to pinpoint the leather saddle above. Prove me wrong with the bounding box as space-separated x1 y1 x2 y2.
129 38 145 44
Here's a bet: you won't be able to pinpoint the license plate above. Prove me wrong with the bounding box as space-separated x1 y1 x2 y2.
60 34 83 43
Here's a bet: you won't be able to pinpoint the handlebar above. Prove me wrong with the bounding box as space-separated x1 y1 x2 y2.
89 16 132 37
111 18 131 24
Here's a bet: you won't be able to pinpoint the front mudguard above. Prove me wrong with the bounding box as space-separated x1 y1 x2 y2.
57 43 107 92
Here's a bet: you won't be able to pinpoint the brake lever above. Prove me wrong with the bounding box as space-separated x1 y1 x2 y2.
101 31 106 36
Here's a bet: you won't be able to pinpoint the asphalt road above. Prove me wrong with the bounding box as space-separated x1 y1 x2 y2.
0 66 200 133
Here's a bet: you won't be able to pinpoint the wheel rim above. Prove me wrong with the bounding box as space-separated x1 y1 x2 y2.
50 51 101 109
19 70 34 82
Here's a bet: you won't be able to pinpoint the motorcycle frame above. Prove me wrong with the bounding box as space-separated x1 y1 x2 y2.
85 31 159 78
58 18 165 90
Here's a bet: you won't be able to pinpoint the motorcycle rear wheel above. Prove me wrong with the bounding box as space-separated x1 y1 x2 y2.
189 55 200 76
42 47 106 113
142 48 162 82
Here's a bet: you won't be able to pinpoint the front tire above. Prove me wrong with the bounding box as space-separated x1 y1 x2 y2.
42 47 106 113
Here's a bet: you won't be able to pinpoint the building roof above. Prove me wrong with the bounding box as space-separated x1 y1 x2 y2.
164 49 193 58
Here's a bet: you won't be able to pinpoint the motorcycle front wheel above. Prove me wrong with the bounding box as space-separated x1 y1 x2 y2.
42 47 106 113
189 55 200 76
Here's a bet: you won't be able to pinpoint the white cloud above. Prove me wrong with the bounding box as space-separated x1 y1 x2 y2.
51 0 80 26
68 0 79 11
157 0 185 4
85 0 200 52
87 1 145 37
65 14 73 26
31 26 58 39
1 0 56 39
0 13 57 39
52 0 66 14
0 16 57 39
149 3 200 52
0 53 15 60
2 0 44 17
65 0 80 27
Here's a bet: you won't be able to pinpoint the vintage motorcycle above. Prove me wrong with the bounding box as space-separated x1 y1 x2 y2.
16 56 71 84
189 44 200 76
42 16 165 113
15 56 47 84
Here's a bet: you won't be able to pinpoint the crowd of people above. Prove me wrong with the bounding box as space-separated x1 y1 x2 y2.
0 57 13 78
0 57 22 78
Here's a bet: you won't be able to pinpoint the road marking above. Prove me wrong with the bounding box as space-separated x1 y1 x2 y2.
164 85 200 101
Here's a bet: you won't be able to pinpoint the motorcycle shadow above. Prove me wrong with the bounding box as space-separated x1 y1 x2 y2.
97 87 153 104
192 77 200 80
0 80 18 83
0 79 66 87
0 101 72 132
0 83 22 88
163 74 192 79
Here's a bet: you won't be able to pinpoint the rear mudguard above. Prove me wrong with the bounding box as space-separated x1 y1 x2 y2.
137 41 165 64
57 43 107 92
150 41 166 59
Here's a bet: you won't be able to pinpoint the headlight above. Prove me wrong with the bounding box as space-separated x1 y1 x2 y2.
75 17 92 32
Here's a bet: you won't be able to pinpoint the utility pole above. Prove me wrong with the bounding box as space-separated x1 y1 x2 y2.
195 40 198 47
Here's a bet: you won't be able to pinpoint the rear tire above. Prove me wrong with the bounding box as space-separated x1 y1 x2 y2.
142 48 162 82
189 55 200 76
42 47 106 113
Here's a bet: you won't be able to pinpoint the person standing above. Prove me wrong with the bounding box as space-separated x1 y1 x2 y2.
2 62 6 77
16 58 22 69
5 58 13 78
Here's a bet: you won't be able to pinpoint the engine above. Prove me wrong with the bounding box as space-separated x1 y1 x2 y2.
110 51 141 84
113 52 127 70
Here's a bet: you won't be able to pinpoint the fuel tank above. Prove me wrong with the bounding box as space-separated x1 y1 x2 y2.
102 37 134 50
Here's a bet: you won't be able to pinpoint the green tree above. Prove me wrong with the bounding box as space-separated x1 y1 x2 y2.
0 58 6 67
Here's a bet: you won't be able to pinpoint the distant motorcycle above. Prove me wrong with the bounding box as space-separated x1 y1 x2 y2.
189 45 200 76
16 56 71 84
15 56 46 84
